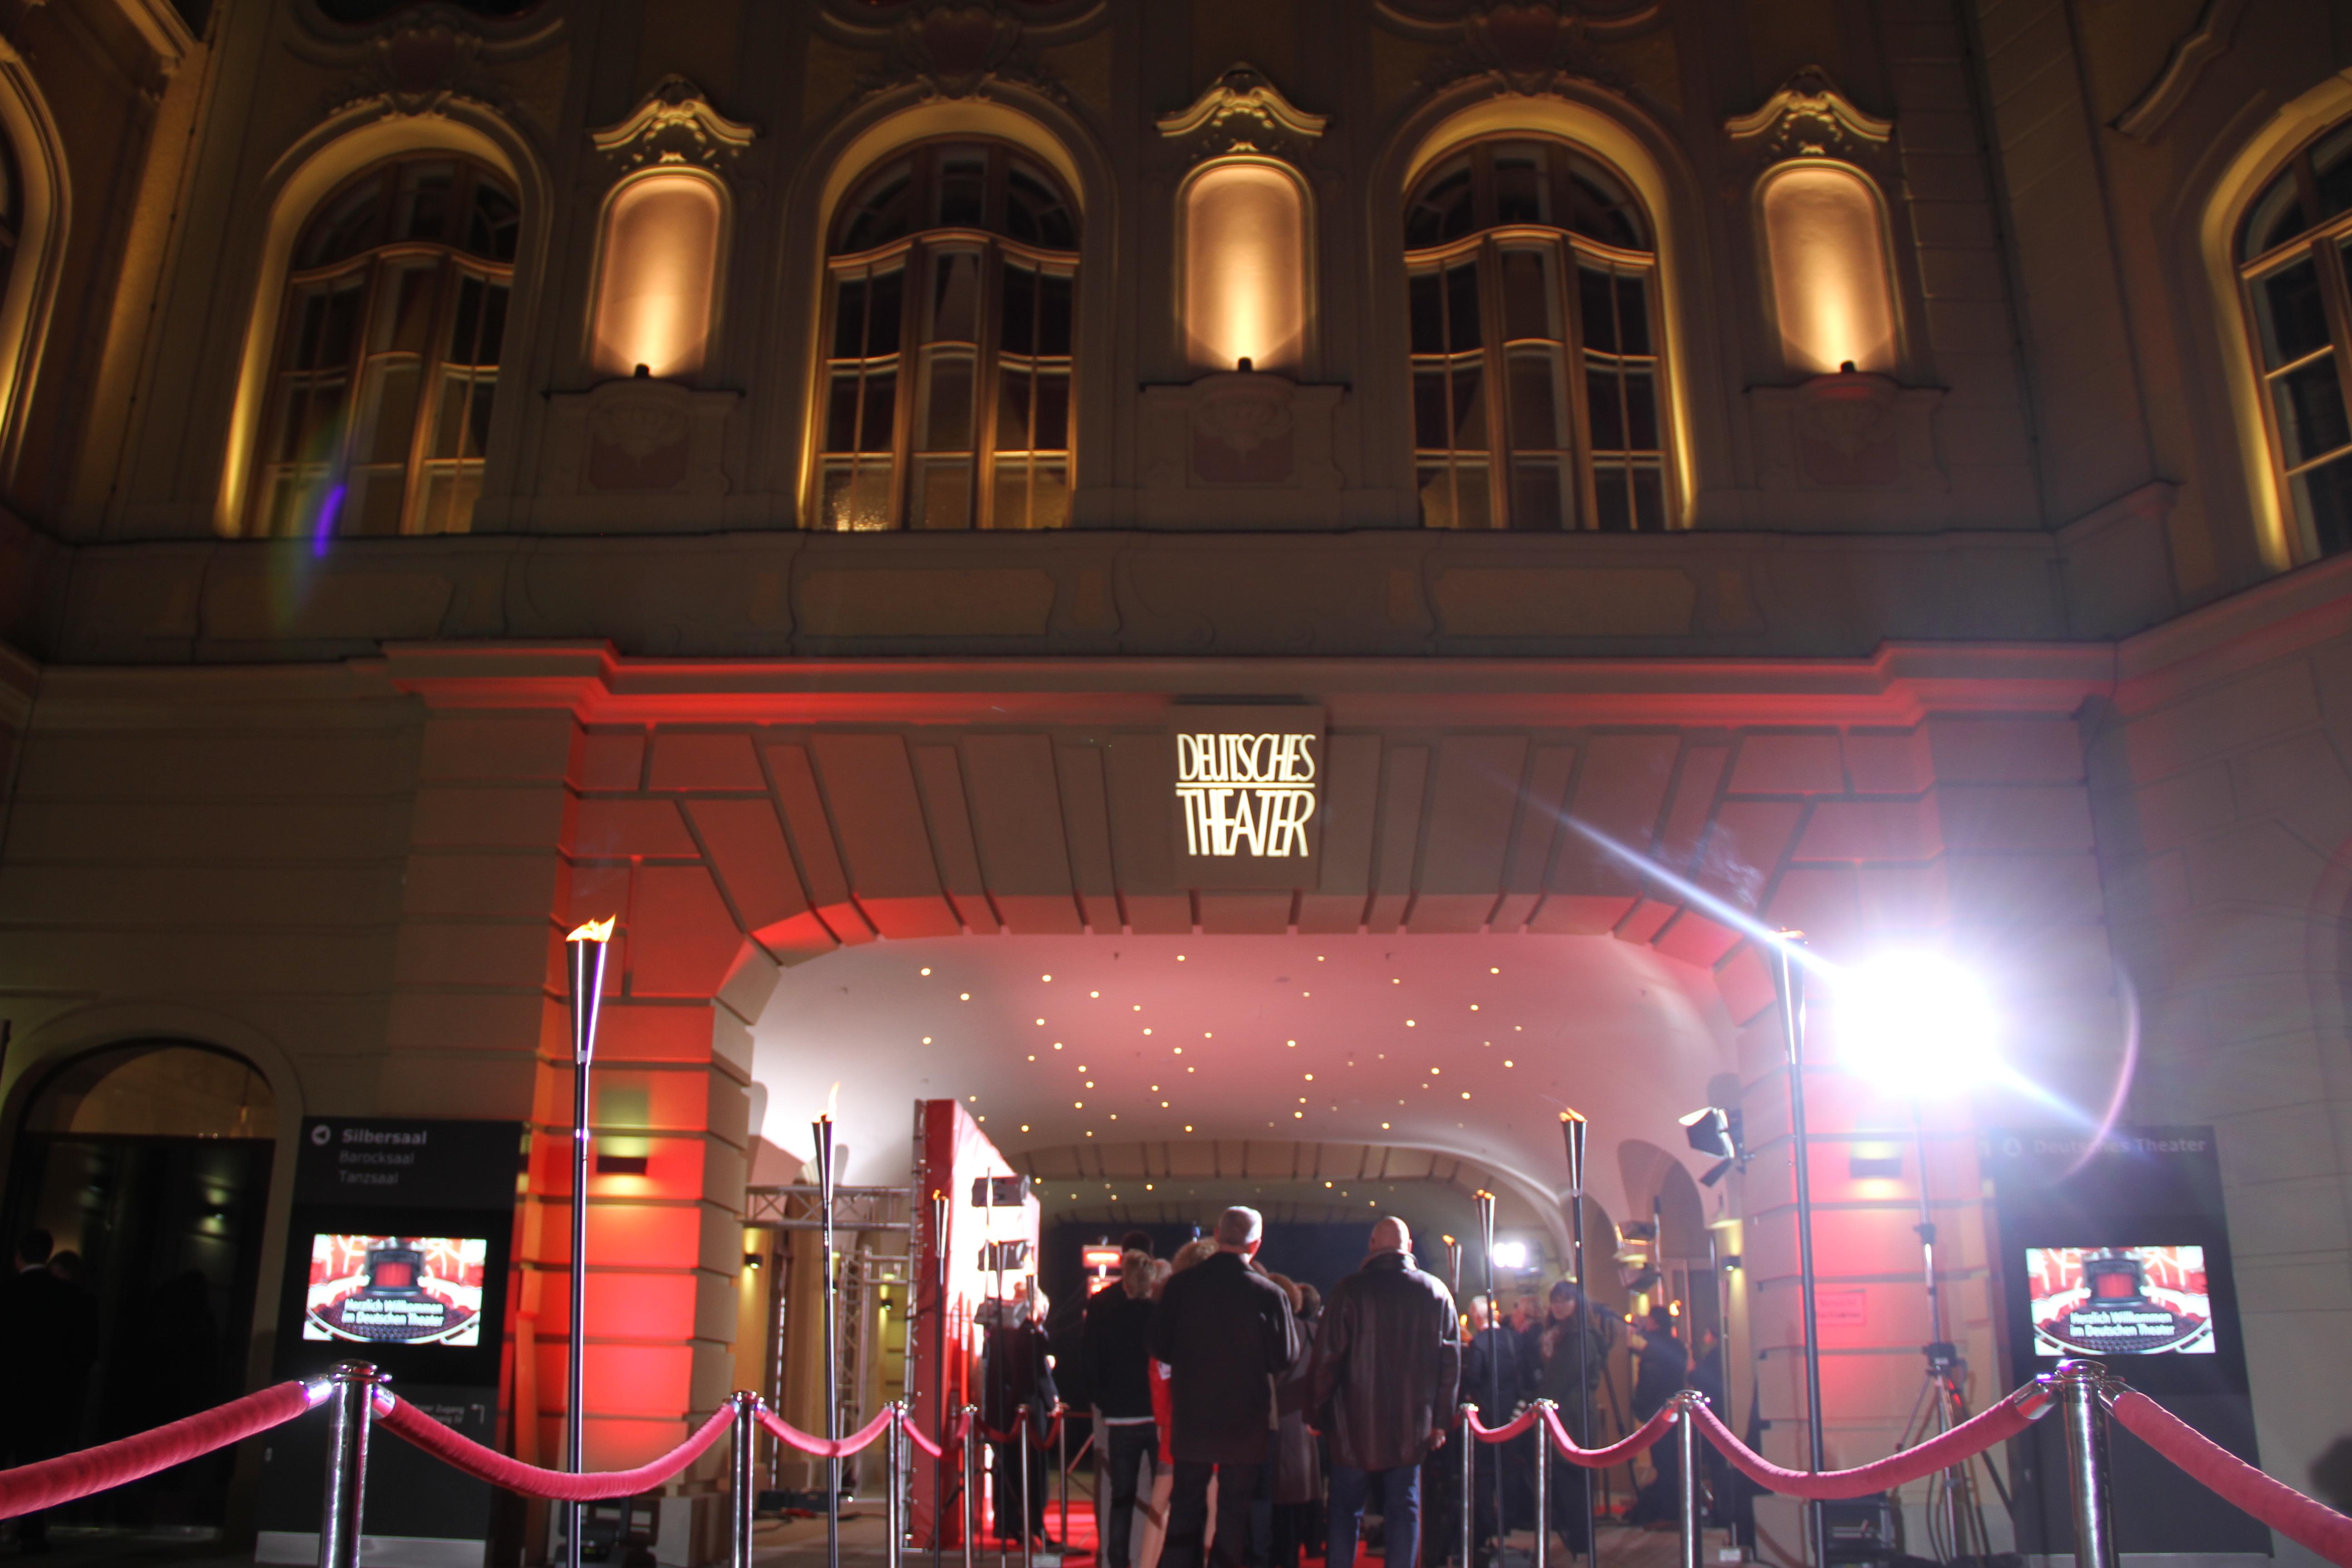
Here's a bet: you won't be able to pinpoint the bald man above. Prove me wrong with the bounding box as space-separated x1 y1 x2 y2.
1309 1217 1461 1568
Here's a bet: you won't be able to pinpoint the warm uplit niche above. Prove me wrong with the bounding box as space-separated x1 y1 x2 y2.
1182 161 1308 374
590 170 724 380
1759 162 1898 376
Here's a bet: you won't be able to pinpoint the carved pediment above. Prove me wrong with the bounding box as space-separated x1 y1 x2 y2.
1725 68 1894 166
306 1 562 120
1411 2 1646 99
1157 64 1328 161
590 75 758 169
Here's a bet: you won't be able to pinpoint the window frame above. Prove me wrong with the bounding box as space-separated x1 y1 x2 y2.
2236 131 2352 563
812 139 1079 532
1403 139 1671 532
248 154 517 539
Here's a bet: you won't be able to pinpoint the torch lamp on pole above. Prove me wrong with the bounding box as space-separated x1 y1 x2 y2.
931 1189 950 1568
1560 1109 1592 1564
564 916 615 1568
1475 1189 1501 1568
815 1096 843 1568
1770 932 1828 1568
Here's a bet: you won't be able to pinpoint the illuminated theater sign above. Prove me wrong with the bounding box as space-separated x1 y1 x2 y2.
1170 706 1324 887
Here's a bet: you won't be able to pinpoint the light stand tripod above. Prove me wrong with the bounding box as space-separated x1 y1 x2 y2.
1892 1108 1996 1564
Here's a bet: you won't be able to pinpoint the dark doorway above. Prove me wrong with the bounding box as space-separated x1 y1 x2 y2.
2 1042 277 1529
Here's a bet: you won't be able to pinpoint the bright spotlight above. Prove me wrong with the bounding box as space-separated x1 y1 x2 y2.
1838 950 2000 1096
1491 1240 1530 1270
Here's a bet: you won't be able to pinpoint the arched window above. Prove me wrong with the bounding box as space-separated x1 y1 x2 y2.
1759 162 1899 377
1181 161 1308 374
1404 140 1668 531
2238 122 2352 560
249 156 519 539
817 141 1077 531
590 170 724 381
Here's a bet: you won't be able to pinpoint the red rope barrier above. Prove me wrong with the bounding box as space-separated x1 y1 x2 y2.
373 1392 735 1502
0 1381 319 1520
756 1406 896 1460
1691 1396 2034 1501
906 1413 952 1461
1539 1404 1680 1468
1464 1406 1544 1443
2112 1392 2352 1567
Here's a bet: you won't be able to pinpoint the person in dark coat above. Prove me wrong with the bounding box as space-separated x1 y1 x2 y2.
1147 1207 1300 1568
0 1230 97 1552
1084 1250 1161 1568
1309 1219 1461 1568
1690 1329 1731 1527
1464 1294 1537 1568
1627 1307 1691 1527
1270 1283 1324 1568
1535 1282 1613 1559
982 1291 1061 1548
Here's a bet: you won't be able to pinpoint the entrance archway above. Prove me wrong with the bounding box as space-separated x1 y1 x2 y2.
2 1042 277 1529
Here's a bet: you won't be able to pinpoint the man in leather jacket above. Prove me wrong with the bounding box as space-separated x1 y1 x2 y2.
1308 1218 1462 1568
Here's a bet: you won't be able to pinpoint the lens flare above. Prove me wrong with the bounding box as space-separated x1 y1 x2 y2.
1836 950 2000 1096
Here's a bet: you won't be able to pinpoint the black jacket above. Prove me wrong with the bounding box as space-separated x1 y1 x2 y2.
1080 1284 1156 1421
1307 1250 1461 1473
1464 1323 1537 1422
1631 1333 1690 1421
982 1317 1058 1438
1147 1251 1299 1465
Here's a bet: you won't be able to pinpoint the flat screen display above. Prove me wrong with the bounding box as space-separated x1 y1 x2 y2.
2026 1244 2214 1357
302 1234 487 1347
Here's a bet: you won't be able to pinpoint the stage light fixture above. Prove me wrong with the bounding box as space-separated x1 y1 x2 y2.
1680 1104 1743 1185
1838 950 2000 1097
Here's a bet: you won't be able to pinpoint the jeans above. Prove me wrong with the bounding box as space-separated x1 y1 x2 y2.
1103 1422 1159 1568
1165 1459 1261 1568
1328 1461 1422 1568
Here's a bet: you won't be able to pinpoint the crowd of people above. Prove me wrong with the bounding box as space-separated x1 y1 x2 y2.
983 1208 1720 1568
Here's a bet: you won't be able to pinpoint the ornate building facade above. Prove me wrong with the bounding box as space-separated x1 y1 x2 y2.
0 0 2350 1561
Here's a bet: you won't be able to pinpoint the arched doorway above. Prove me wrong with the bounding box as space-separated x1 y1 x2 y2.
2 1041 277 1529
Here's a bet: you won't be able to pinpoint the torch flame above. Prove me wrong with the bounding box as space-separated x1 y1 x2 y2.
823 1081 840 1122
568 916 617 944
1560 1107 1585 1125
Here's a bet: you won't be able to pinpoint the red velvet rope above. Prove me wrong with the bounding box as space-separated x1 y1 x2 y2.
975 1409 1063 1449
756 1406 896 1460
907 1411 966 1461
1464 1405 1544 1443
1540 1403 1680 1468
1690 1396 2034 1501
373 1392 735 1502
0 1380 319 1520
2112 1392 2352 1567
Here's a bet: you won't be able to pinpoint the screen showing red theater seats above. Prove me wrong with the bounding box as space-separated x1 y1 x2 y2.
2027 1245 2214 1357
302 1234 487 1347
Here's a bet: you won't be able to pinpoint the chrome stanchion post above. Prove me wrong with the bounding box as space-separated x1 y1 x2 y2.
1018 1405 1034 1568
730 1393 758 1568
1534 1401 1552 1568
1675 1393 1704 1568
2054 1361 2118 1568
317 1362 382 1568
1460 1403 1476 1568
1056 1406 1068 1554
962 1404 980 1568
889 1402 906 1568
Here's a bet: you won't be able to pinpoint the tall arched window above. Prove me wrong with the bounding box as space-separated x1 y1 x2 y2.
817 142 1077 531
2238 122 2352 560
1404 140 1668 531
249 156 519 539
